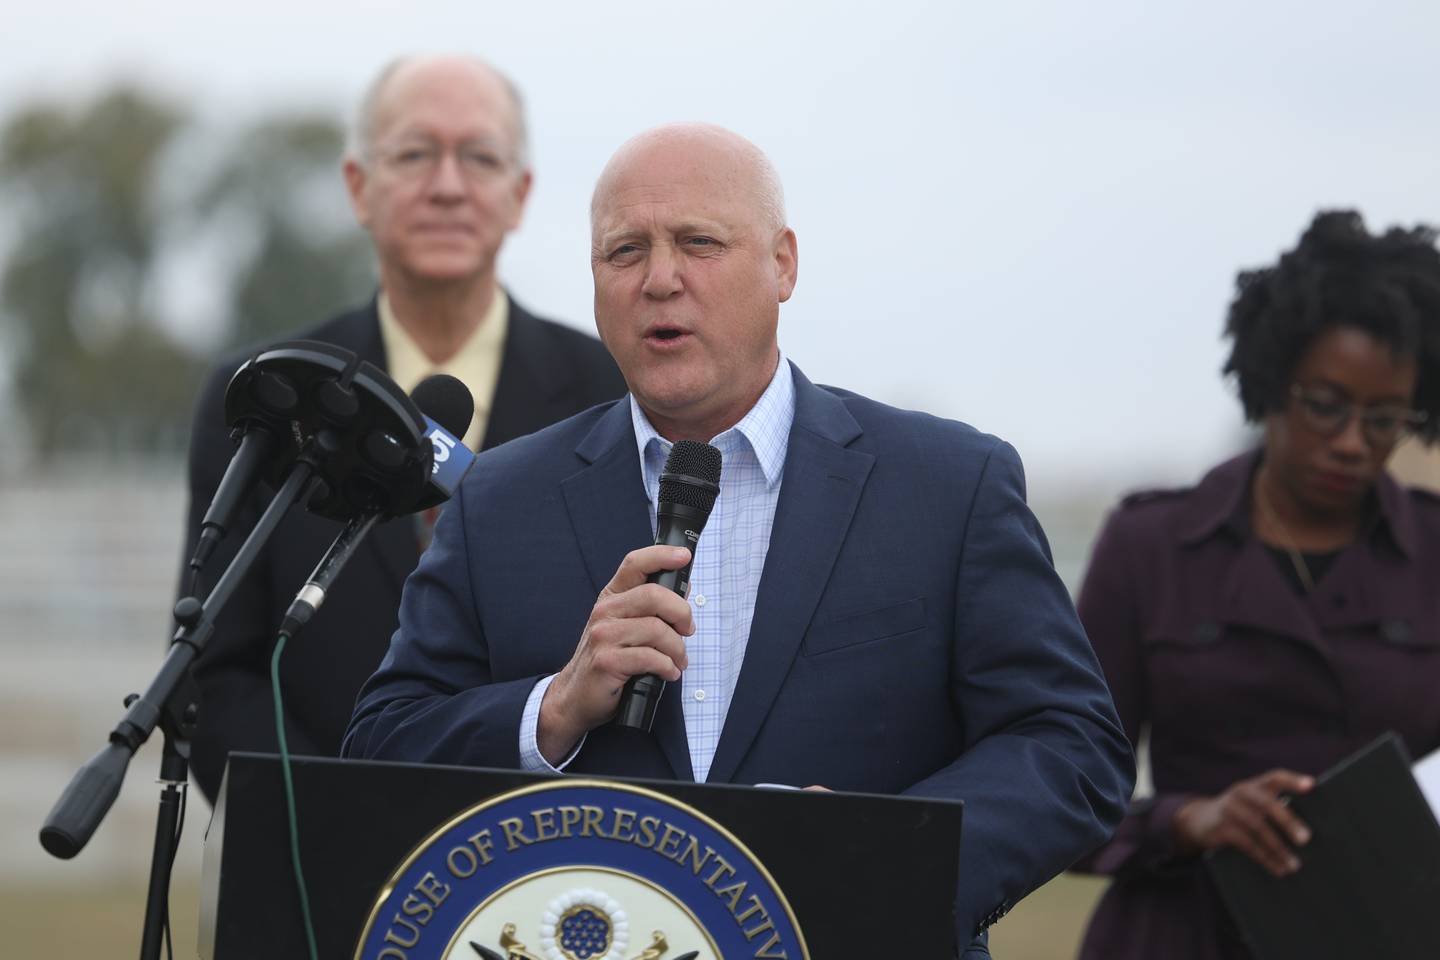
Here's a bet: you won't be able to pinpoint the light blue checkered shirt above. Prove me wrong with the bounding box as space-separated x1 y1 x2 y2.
519 356 795 781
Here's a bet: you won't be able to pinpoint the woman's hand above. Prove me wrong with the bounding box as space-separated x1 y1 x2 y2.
1172 769 1315 876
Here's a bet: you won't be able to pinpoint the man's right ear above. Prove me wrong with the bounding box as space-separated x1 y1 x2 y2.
342 157 370 227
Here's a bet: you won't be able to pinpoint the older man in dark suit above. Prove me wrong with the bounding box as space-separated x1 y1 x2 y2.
180 54 625 802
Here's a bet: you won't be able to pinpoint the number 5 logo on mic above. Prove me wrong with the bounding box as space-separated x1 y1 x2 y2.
429 427 457 468
423 417 475 500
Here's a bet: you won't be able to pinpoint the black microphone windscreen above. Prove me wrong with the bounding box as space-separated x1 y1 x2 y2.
658 440 722 514
410 374 474 439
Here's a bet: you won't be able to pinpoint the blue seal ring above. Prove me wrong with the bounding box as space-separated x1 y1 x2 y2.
353 779 809 960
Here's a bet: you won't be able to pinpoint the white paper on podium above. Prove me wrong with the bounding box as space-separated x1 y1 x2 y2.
1415 748 1440 821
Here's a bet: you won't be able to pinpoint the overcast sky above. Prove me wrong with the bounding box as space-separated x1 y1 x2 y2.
6 0 1439 498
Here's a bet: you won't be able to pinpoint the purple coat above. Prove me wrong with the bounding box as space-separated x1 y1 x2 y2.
1072 450 1440 960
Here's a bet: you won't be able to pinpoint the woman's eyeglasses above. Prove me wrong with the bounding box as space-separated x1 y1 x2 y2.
1288 384 1427 447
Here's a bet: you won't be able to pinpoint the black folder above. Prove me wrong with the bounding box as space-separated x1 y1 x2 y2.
1206 733 1440 960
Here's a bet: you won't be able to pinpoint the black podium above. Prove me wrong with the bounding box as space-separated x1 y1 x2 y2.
200 753 965 958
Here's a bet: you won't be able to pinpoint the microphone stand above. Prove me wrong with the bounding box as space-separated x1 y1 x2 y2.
137 692 195 960
40 434 336 960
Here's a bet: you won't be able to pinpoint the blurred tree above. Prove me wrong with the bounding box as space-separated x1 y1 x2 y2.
195 114 373 350
0 87 372 458
0 88 192 455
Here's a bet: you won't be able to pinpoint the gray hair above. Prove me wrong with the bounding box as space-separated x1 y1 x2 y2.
347 55 531 173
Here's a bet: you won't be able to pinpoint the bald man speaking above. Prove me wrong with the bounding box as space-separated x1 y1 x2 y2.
345 123 1133 954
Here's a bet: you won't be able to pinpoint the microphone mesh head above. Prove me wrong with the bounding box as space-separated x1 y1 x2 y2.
658 440 722 514
410 374 475 439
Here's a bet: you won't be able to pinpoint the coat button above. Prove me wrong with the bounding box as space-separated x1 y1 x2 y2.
1191 622 1221 644
1381 620 1412 645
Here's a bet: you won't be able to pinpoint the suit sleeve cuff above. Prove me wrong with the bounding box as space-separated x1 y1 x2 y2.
519 675 585 773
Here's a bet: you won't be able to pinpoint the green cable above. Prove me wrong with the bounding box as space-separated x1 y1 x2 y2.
271 631 321 960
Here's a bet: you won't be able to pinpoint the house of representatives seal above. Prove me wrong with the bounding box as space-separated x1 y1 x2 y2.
353 779 808 960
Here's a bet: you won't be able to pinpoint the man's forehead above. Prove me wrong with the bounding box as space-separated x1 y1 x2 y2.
373 62 515 136
594 183 747 233
611 139 746 186
597 155 749 209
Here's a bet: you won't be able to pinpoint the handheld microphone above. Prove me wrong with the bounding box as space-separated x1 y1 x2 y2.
278 374 476 638
614 440 722 732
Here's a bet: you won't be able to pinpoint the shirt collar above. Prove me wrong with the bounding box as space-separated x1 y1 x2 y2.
1173 450 1259 546
630 353 795 496
376 289 509 401
1177 447 1417 558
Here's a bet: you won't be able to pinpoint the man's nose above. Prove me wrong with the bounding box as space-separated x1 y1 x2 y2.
427 149 467 200
641 246 683 299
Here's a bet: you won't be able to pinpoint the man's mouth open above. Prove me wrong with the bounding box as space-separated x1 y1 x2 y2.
645 326 691 347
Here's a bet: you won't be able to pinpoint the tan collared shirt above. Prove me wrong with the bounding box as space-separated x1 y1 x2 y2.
378 291 508 451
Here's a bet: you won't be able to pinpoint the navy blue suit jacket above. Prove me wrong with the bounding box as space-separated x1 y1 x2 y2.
345 364 1133 945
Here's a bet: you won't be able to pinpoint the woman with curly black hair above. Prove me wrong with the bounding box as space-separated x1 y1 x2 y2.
1072 210 1440 960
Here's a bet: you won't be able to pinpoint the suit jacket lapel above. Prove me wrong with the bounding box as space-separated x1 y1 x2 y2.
560 401 695 780
486 297 565 451
706 370 874 784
